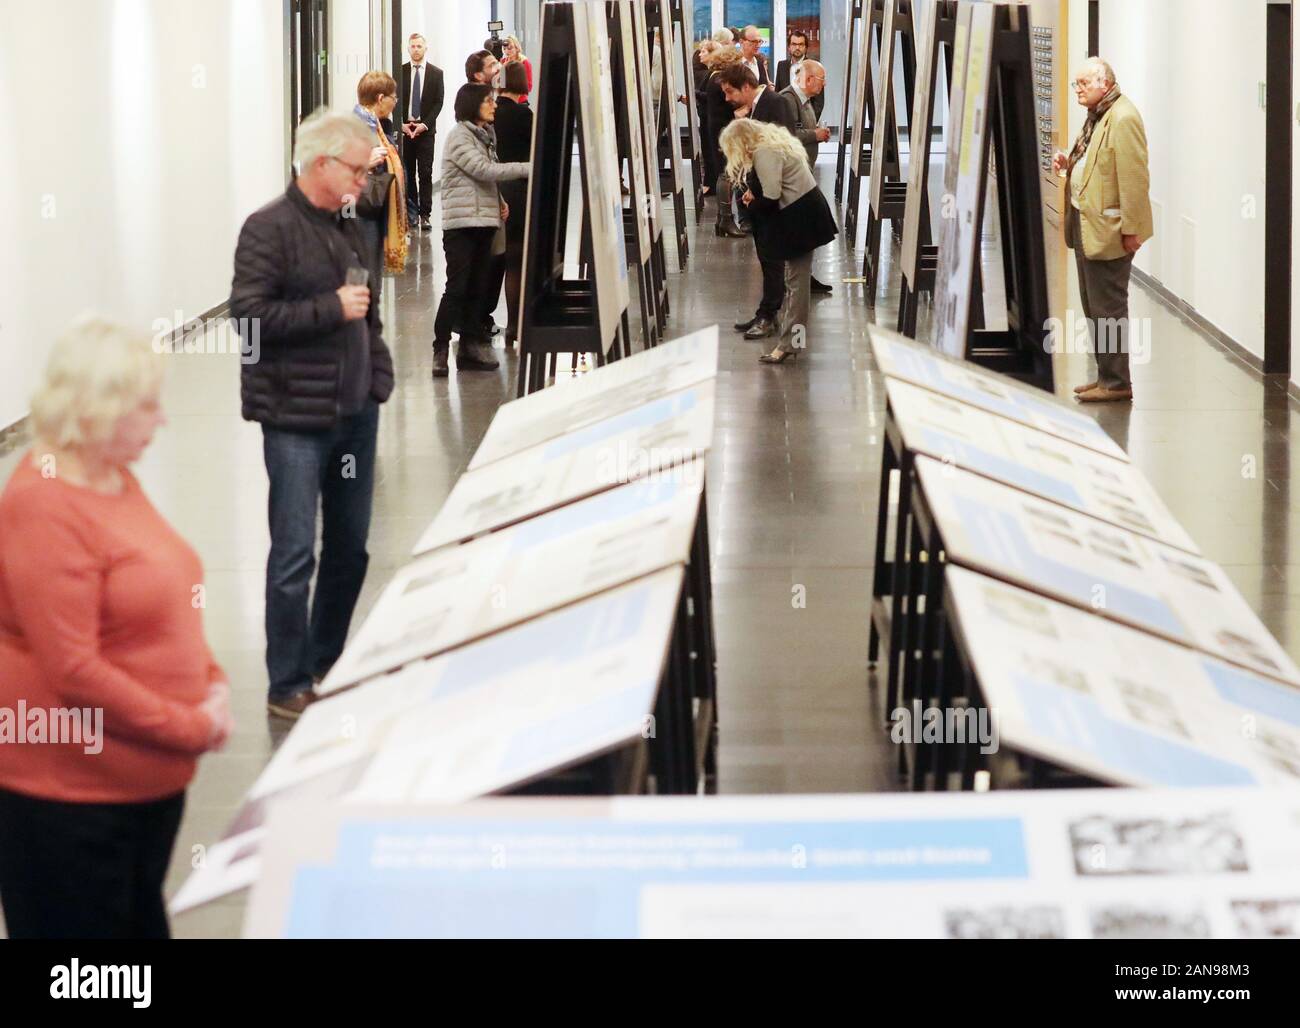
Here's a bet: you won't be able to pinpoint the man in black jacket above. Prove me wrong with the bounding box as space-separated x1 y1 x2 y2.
230 108 395 720
718 64 798 340
399 33 444 231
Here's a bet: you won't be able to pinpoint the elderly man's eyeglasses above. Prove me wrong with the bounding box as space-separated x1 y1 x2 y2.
328 155 369 180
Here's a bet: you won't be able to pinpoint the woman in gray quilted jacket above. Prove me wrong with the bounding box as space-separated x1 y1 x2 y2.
432 82 531 377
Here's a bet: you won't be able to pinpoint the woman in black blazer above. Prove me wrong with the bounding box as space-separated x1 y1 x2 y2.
703 47 747 237
494 62 533 347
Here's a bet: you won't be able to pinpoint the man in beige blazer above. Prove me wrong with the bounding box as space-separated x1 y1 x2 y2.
1053 58 1154 403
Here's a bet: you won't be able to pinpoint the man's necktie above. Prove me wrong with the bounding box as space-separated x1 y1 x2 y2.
411 67 422 120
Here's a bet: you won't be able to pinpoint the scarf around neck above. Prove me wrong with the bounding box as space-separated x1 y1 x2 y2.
1067 83 1122 177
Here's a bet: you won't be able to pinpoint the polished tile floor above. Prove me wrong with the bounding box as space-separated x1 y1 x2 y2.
0 156 1296 938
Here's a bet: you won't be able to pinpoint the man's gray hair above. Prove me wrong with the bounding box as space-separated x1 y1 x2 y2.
1086 56 1117 88
795 59 825 80
293 107 374 172
712 27 733 44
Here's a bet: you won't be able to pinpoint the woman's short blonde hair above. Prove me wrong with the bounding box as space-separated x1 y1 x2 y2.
707 45 743 71
720 118 807 188
505 35 526 59
29 316 164 450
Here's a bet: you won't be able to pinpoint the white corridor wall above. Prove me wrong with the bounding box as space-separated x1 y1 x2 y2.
401 0 500 185
0 0 287 429
1078 0 1269 363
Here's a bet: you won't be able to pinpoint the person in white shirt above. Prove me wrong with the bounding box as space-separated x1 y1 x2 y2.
399 34 444 232
738 25 771 86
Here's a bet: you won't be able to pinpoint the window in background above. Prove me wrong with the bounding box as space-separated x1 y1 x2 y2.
693 0 711 41
724 0 773 56
786 0 820 60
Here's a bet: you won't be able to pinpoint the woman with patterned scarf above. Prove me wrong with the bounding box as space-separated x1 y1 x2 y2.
353 71 409 282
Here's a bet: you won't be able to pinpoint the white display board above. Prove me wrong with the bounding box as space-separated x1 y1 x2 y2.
415 381 714 554
870 325 1128 461
617 0 652 259
170 570 684 915
655 1 685 195
246 786 1300 938
933 1 993 358
676 0 703 187
469 325 719 471
946 566 1300 789
899 0 940 279
323 470 704 693
848 0 877 180
867 0 899 214
571 0 631 352
914 456 1300 684
885 377 1196 552
631 0 664 240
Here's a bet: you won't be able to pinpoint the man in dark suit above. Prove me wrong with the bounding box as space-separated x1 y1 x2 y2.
399 33 444 232
775 30 825 120
738 25 771 87
718 64 797 339
779 60 833 294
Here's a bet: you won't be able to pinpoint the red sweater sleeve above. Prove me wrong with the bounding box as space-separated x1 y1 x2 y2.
1 498 213 754
525 58 533 93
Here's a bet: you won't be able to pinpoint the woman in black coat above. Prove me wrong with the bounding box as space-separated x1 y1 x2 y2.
494 62 533 347
702 47 747 237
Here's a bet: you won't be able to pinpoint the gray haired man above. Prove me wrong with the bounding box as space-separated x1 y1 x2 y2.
780 60 833 295
1052 58 1153 403
231 108 395 719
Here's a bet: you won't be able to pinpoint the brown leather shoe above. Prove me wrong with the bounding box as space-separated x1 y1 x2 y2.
1073 380 1098 394
267 691 317 720
1076 386 1133 403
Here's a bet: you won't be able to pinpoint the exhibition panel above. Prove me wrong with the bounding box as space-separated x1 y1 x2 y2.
868 326 1127 460
245 787 1300 939
171 327 722 919
914 456 1296 681
882 376 1196 551
942 565 1300 789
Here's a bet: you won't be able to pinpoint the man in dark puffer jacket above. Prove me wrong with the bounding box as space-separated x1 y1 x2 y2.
231 108 395 720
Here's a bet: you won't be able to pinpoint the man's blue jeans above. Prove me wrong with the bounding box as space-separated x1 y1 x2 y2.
261 401 379 700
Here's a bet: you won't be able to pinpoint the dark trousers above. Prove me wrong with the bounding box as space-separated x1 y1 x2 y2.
262 400 379 699
504 234 524 343
755 232 786 321
357 216 384 289
402 132 435 220
1068 207 1135 390
0 787 184 939
434 226 496 351
480 251 507 330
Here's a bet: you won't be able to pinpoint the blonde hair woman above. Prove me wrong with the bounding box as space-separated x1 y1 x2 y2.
502 35 533 93
703 45 746 211
0 317 232 937
720 119 838 363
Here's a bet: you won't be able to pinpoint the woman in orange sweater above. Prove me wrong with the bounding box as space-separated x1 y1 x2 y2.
0 317 233 939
